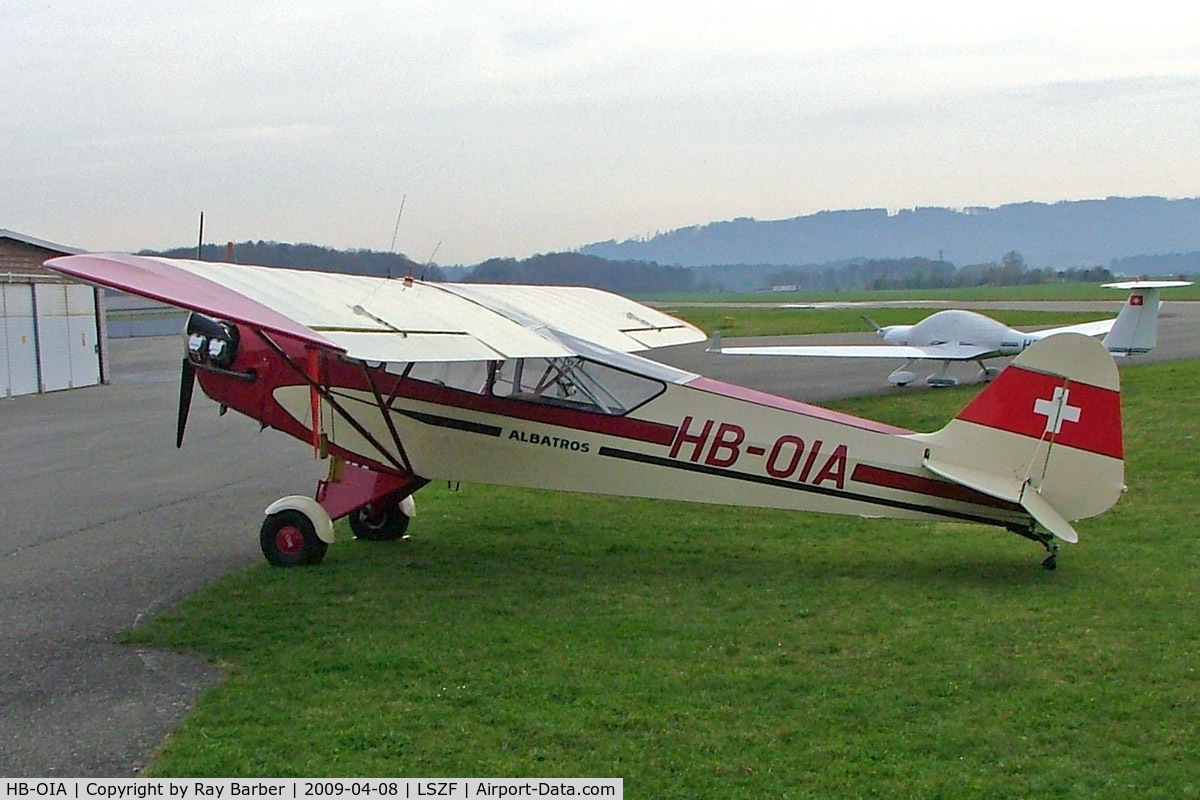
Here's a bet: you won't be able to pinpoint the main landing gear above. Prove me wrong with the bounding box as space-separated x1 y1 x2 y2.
259 458 425 567
348 499 413 541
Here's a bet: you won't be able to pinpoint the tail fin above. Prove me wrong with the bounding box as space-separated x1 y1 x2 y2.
1102 280 1192 356
921 333 1123 542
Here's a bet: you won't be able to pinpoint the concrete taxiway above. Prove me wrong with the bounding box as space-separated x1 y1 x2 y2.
0 300 1196 776
0 339 323 776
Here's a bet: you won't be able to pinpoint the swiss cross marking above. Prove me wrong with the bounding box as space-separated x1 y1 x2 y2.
1130 294 1144 306
1033 387 1082 435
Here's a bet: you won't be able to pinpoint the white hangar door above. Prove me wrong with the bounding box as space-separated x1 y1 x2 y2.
34 283 101 392
2 284 39 397
66 284 101 388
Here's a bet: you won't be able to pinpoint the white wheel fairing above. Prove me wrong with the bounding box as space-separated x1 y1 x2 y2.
264 495 335 543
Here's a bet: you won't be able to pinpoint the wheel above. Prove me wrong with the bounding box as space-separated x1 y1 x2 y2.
260 509 329 566
349 501 411 541
1041 553 1058 571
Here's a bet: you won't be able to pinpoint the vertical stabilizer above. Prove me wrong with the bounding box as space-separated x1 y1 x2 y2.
1101 280 1192 356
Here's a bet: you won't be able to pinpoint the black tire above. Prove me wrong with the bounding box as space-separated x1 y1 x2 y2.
348 502 411 541
260 509 329 566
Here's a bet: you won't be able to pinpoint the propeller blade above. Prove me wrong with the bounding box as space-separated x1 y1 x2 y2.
176 358 196 448
862 315 882 332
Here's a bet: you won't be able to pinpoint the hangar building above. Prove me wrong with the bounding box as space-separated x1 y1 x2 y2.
0 229 107 397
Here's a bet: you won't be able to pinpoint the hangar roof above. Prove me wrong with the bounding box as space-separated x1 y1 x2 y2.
0 229 85 256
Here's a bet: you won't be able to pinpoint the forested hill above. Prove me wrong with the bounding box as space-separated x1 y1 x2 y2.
467 253 693 293
580 196 1200 269
147 240 437 280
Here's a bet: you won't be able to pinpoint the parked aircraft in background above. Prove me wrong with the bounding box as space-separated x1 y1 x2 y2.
710 281 1191 387
46 254 1129 569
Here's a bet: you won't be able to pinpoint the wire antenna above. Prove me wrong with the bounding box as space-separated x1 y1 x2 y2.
389 195 406 253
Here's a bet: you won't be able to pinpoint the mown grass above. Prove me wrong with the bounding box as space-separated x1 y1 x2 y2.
640 281 1200 304
129 360 1200 796
668 307 1109 339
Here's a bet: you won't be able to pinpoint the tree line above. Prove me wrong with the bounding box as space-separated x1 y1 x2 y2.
144 241 1193 296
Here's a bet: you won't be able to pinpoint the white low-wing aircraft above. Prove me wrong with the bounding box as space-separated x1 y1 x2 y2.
46 253 1128 569
710 281 1191 386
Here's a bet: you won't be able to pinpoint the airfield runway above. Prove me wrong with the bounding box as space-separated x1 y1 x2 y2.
1 300 1198 776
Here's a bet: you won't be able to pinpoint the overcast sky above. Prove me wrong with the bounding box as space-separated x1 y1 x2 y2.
4 1 1199 265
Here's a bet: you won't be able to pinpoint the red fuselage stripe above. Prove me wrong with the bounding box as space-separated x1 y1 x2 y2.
850 463 1021 511
372 378 678 445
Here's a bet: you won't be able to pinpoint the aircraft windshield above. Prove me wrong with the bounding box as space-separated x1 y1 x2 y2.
491 357 664 416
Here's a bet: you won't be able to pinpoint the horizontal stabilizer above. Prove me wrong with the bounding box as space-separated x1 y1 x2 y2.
1017 484 1080 544
925 457 1079 543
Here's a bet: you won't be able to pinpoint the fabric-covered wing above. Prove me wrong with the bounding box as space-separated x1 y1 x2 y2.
714 343 997 361
440 283 704 351
44 253 704 363
44 252 344 351
1026 319 1115 340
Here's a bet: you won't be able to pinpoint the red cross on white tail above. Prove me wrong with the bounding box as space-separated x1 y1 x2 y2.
953 364 1122 460
1032 387 1082 435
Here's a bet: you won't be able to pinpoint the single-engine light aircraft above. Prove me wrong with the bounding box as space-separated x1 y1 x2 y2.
46 254 1127 570
710 280 1191 387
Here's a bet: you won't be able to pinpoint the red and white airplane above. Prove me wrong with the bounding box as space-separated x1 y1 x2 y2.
46 253 1127 570
711 280 1191 387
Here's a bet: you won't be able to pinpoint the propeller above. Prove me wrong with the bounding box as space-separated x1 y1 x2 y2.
862 315 882 332
176 358 196 448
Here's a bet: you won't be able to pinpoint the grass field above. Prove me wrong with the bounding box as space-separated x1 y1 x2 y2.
638 281 1200 305
128 359 1200 796
664 307 1109 340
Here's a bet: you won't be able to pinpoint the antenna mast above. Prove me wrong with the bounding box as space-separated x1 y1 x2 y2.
389 195 406 253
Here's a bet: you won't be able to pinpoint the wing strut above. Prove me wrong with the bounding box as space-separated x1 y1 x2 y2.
360 363 416 475
256 331 412 477
307 347 322 457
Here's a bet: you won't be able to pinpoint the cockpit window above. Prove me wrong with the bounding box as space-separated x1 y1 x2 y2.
491 357 664 416
399 356 665 416
403 360 489 393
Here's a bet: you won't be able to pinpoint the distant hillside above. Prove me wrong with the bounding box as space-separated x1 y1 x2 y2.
467 252 694 294
581 196 1200 271
146 240 439 280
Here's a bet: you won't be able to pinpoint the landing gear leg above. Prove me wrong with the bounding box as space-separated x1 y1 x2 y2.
976 360 1000 382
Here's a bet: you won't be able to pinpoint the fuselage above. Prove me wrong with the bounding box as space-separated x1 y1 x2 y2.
193 323 1031 533
880 309 1030 355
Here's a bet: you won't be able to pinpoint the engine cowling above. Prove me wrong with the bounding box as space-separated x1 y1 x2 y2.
185 313 240 370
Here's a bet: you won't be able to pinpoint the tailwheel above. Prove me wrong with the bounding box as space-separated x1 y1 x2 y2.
1041 539 1060 571
349 501 411 541
1010 524 1060 571
261 509 329 566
